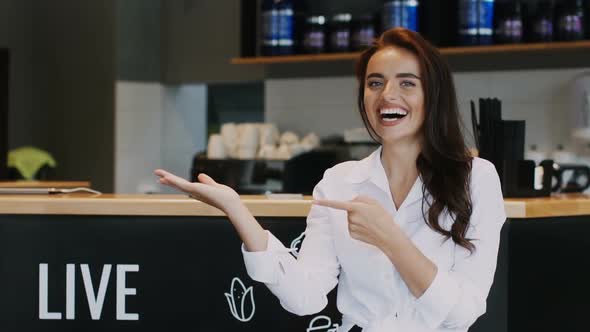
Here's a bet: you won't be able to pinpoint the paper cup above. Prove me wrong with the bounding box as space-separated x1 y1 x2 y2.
207 134 226 159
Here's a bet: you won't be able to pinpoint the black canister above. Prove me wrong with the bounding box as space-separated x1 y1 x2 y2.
495 1 524 44
351 14 376 51
531 0 554 42
556 0 585 41
329 13 352 52
303 15 326 53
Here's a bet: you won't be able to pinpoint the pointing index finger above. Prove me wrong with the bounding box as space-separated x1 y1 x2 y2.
312 199 354 211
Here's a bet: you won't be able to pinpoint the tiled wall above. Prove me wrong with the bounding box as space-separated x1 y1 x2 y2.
207 82 265 137
265 68 590 154
115 81 207 193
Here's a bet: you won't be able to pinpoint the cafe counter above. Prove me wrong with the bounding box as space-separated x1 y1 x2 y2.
1 193 590 218
0 193 588 332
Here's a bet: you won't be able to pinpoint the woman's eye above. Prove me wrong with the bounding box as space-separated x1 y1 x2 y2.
367 81 383 88
401 81 416 88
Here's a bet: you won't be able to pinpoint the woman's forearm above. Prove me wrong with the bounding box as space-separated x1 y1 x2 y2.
225 202 269 252
379 229 437 298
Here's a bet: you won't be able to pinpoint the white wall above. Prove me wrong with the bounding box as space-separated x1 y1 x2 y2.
265 68 590 155
161 84 208 190
115 81 207 193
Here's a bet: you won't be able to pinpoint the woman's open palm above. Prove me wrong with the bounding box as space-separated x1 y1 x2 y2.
154 169 240 213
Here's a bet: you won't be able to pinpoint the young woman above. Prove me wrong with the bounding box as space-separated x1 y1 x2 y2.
154 28 506 332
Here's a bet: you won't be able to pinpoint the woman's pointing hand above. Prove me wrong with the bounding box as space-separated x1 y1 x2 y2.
313 196 397 249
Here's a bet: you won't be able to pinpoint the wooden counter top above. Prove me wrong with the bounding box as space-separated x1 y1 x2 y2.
0 193 588 218
0 181 90 188
0 194 312 217
504 194 590 218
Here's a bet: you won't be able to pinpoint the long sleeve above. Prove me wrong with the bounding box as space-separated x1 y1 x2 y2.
241 176 341 316
413 163 507 329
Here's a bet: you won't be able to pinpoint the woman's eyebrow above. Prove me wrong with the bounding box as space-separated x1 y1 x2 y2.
366 73 384 79
366 72 421 80
396 73 420 79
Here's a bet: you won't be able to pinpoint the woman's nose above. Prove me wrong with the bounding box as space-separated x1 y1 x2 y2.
382 82 399 101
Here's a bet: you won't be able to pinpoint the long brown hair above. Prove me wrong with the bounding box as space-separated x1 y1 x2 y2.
356 28 475 252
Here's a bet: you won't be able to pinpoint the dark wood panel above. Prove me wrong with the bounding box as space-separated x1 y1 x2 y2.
509 216 590 332
0 49 8 180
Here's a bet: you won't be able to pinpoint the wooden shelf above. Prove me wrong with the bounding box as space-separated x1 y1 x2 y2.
232 52 359 65
231 40 590 65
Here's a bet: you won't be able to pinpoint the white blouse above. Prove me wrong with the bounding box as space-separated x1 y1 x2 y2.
242 146 506 332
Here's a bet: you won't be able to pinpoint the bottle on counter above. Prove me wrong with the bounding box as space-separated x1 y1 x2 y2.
458 0 478 45
531 0 555 42
401 0 420 31
351 14 376 51
303 15 326 54
329 13 352 52
262 0 306 56
556 0 585 41
495 0 524 44
458 0 495 45
382 0 419 32
478 0 495 44
382 0 402 32
261 0 279 55
276 0 295 55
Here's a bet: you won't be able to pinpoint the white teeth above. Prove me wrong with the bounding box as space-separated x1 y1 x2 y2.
380 108 408 115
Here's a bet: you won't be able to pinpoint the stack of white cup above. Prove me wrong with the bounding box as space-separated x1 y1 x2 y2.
237 124 260 159
208 122 320 160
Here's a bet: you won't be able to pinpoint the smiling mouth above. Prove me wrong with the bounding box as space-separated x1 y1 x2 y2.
380 107 408 121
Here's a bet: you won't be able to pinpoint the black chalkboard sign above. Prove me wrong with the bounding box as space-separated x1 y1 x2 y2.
0 215 340 331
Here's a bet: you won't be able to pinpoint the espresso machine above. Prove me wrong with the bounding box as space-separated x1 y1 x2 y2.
473 98 555 197
473 96 590 197
191 142 375 195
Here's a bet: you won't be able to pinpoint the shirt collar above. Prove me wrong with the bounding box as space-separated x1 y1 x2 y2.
344 145 425 209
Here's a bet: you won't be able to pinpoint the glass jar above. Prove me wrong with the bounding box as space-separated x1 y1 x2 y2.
556 0 585 41
532 0 554 42
329 13 352 53
351 14 376 51
303 15 326 53
495 1 523 43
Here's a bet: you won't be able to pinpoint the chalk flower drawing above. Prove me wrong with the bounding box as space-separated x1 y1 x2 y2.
307 315 339 332
224 277 255 322
290 231 305 257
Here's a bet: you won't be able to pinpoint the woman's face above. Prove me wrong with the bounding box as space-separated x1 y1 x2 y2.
363 46 425 145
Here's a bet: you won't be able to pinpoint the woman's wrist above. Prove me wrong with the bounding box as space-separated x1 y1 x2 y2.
377 222 404 258
224 199 247 220
224 199 269 252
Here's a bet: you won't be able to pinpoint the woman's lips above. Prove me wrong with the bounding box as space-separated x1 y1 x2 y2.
378 107 408 127
379 115 406 127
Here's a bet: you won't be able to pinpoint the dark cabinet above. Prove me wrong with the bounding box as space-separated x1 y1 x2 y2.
161 0 264 83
